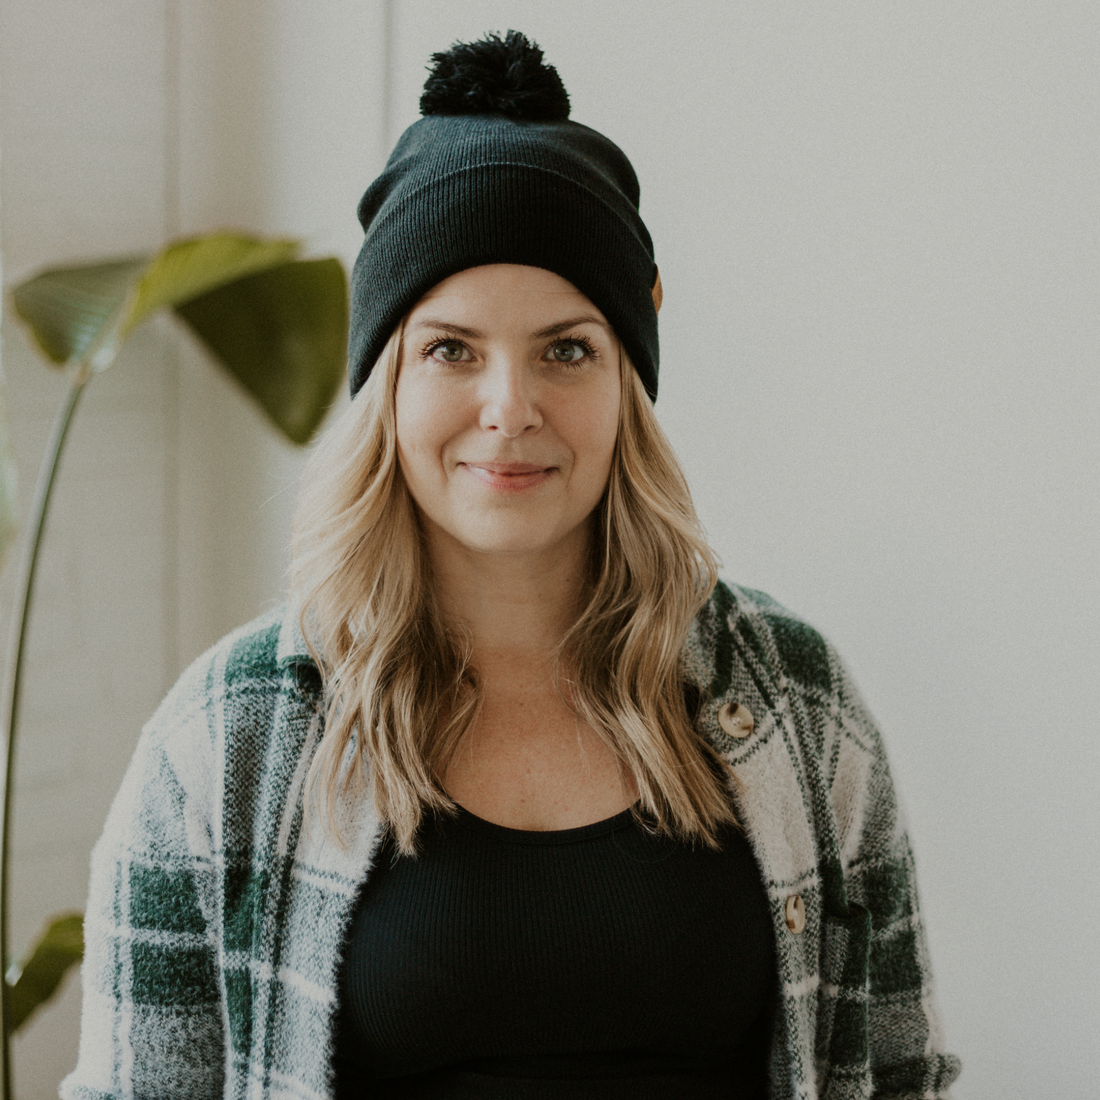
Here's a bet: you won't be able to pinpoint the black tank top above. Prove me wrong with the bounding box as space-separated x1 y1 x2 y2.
333 805 775 1099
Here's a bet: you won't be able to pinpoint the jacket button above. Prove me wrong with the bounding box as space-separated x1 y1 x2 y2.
785 894 806 934
718 702 754 739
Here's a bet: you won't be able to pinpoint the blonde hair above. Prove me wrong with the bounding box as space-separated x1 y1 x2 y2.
290 323 733 854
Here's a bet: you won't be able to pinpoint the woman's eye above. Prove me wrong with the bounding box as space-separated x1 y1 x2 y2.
430 341 468 363
548 340 587 363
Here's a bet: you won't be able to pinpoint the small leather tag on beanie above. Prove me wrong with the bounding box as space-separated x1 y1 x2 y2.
652 268 663 314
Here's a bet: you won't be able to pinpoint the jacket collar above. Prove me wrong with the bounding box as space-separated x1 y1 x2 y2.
276 604 316 669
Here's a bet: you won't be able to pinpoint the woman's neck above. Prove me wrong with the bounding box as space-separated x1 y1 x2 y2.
425 530 591 672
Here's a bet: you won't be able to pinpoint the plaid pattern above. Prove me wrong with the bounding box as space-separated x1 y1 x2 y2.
62 582 959 1100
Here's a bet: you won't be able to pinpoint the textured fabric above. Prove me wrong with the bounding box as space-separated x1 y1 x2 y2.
332 805 773 1095
61 581 961 1100
348 102 659 400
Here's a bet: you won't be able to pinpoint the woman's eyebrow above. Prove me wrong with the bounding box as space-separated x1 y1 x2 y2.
406 319 482 337
406 316 611 339
532 316 611 338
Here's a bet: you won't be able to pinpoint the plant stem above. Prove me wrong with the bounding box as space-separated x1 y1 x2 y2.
0 370 88 1099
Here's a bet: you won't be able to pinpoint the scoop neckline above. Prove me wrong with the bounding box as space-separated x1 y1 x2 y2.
453 802 639 845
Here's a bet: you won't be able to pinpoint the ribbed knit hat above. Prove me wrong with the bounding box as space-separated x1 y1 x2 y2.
348 31 660 399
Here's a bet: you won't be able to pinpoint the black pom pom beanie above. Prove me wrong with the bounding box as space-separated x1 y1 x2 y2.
348 31 660 400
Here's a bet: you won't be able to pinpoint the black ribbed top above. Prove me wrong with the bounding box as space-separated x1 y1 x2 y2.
332 806 775 1099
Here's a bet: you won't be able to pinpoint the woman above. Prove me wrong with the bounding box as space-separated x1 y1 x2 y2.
63 32 960 1100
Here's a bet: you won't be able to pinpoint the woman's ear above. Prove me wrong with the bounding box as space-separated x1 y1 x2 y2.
651 267 663 313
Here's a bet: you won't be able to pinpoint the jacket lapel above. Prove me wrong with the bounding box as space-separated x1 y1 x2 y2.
686 585 825 1100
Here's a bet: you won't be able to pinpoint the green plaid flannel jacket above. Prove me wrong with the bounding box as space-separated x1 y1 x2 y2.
62 581 960 1100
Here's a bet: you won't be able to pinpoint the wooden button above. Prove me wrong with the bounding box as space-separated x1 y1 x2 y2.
785 894 806 934
718 702 754 739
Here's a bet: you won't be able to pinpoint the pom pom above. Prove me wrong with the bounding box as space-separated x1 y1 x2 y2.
420 30 570 121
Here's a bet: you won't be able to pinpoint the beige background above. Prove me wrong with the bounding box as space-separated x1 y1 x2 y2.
1 2 1097 1096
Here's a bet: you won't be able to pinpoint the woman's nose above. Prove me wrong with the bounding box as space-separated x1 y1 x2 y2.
478 360 542 437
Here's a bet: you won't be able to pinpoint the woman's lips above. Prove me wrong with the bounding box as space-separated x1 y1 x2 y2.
460 462 555 491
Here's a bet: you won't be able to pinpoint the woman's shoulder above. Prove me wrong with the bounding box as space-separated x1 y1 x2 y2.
143 604 319 753
689 579 837 699
689 579 889 767
694 581 903 871
103 606 321 847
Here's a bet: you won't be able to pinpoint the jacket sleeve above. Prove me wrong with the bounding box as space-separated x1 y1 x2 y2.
60 683 226 1100
821 642 961 1098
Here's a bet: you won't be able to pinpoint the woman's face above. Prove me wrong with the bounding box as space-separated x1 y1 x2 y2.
395 264 621 566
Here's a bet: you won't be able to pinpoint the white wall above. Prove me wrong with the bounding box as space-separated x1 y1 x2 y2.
2 2 1097 1097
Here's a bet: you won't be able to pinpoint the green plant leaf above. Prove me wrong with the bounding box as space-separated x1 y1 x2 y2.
174 257 348 445
5 911 83 1034
122 233 299 337
8 233 300 373
6 233 345 445
0 379 17 569
10 257 147 367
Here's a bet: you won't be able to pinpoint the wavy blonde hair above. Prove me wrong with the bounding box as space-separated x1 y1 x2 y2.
290 322 733 853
